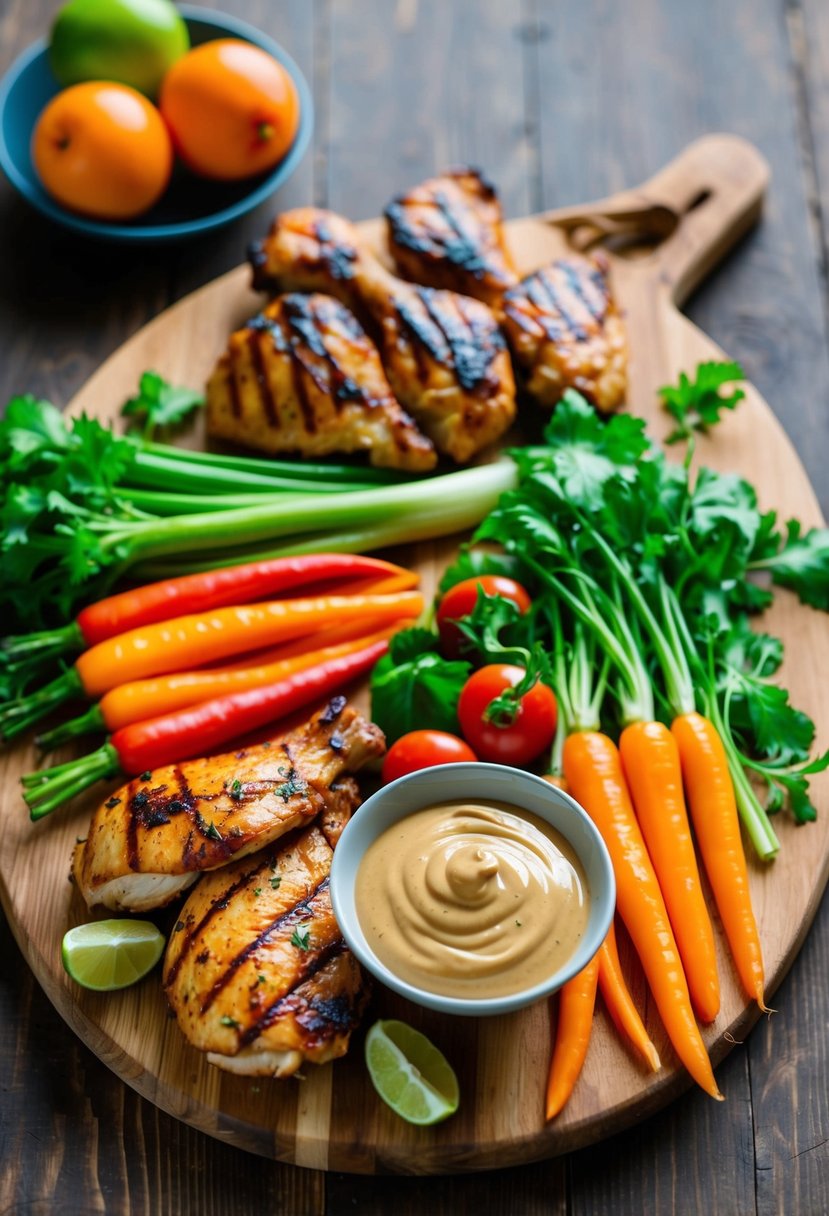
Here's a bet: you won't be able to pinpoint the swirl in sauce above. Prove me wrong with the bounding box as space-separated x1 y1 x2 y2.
355 800 590 999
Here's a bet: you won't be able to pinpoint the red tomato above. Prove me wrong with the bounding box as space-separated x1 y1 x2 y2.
458 664 557 766
382 730 478 784
436 576 532 658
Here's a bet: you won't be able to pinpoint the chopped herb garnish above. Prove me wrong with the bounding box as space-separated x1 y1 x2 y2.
275 766 307 802
258 974 266 984
290 925 311 950
140 770 152 782
75 836 86 845
269 875 282 890
220 1015 240 1029
174 921 185 933
261 741 271 749
204 821 222 841
253 888 262 896
105 796 121 809
229 778 244 801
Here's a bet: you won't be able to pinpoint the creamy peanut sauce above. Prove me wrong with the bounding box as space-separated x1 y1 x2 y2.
355 800 590 999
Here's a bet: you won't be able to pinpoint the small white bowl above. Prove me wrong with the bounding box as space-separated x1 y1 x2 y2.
330 762 615 1017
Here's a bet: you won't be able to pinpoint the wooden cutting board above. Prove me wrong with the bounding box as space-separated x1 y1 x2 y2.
1 135 827 1174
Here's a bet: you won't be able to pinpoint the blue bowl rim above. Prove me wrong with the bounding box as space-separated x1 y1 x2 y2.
329 761 616 1017
0 4 313 241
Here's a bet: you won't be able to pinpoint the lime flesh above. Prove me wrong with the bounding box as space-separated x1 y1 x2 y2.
364 1019 460 1125
61 919 165 991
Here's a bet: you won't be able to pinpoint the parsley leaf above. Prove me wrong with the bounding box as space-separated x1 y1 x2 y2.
220 1016 240 1029
269 875 281 890
122 371 204 438
290 925 311 950
370 627 471 743
751 519 829 610
660 361 745 443
511 390 650 511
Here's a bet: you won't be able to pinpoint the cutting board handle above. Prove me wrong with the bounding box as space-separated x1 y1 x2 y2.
544 135 770 305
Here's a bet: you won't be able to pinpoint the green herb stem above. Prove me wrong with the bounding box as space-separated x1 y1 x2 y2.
1 621 85 666
0 667 84 741
141 442 413 485
24 743 121 821
36 703 107 751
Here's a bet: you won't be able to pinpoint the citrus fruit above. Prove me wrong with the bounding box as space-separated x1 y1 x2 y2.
50 0 189 99
61 919 165 991
159 39 300 181
32 82 173 220
364 1020 460 1125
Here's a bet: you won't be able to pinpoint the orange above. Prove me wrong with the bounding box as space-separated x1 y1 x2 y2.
159 39 300 181
32 81 173 220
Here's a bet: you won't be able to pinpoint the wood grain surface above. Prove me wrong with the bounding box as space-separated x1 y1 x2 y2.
2 0 829 1212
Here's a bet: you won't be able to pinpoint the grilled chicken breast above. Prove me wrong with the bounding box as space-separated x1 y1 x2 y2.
206 293 436 472
163 789 369 1078
501 253 628 412
249 208 516 462
72 700 384 913
385 167 519 314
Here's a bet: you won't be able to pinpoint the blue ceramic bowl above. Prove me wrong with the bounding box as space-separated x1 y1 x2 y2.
0 6 313 242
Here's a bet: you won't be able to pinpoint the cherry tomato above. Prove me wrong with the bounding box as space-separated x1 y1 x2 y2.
382 730 478 784
436 576 532 658
457 664 557 766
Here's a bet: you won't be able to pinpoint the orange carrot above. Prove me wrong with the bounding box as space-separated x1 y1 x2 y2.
563 730 722 1100
671 712 767 1010
98 626 401 730
619 720 720 1024
545 953 600 1120
597 921 661 1072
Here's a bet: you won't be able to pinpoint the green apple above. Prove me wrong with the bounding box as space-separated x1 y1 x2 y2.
49 0 189 99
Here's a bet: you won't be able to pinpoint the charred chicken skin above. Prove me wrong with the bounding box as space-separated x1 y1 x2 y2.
163 789 370 1078
384 166 519 314
499 253 628 412
72 700 384 913
248 208 516 462
206 293 436 472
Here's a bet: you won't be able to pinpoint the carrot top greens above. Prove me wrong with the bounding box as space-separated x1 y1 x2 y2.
373 380 829 856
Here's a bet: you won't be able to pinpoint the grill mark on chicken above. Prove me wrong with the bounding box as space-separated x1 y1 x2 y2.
384 168 518 312
200 876 330 1015
501 252 628 413
208 293 437 471
247 207 516 462
164 853 278 988
386 193 486 276
245 329 279 427
238 936 346 1048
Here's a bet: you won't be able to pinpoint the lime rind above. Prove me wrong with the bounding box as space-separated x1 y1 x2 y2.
365 1019 460 1126
61 919 165 992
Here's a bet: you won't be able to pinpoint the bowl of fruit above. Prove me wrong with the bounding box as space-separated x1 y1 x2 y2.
0 1 313 241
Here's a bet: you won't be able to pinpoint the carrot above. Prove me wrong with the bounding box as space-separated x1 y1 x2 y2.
597 921 661 1072
563 730 722 1099
619 720 720 1024
37 624 403 747
545 952 601 1120
671 712 767 1011
24 637 389 820
1 552 413 665
1 590 422 738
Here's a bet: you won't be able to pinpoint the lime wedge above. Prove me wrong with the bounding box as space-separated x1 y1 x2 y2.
364 1019 460 1125
61 920 165 991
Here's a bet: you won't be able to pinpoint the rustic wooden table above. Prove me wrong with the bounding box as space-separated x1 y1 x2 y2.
2 1 828 1212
